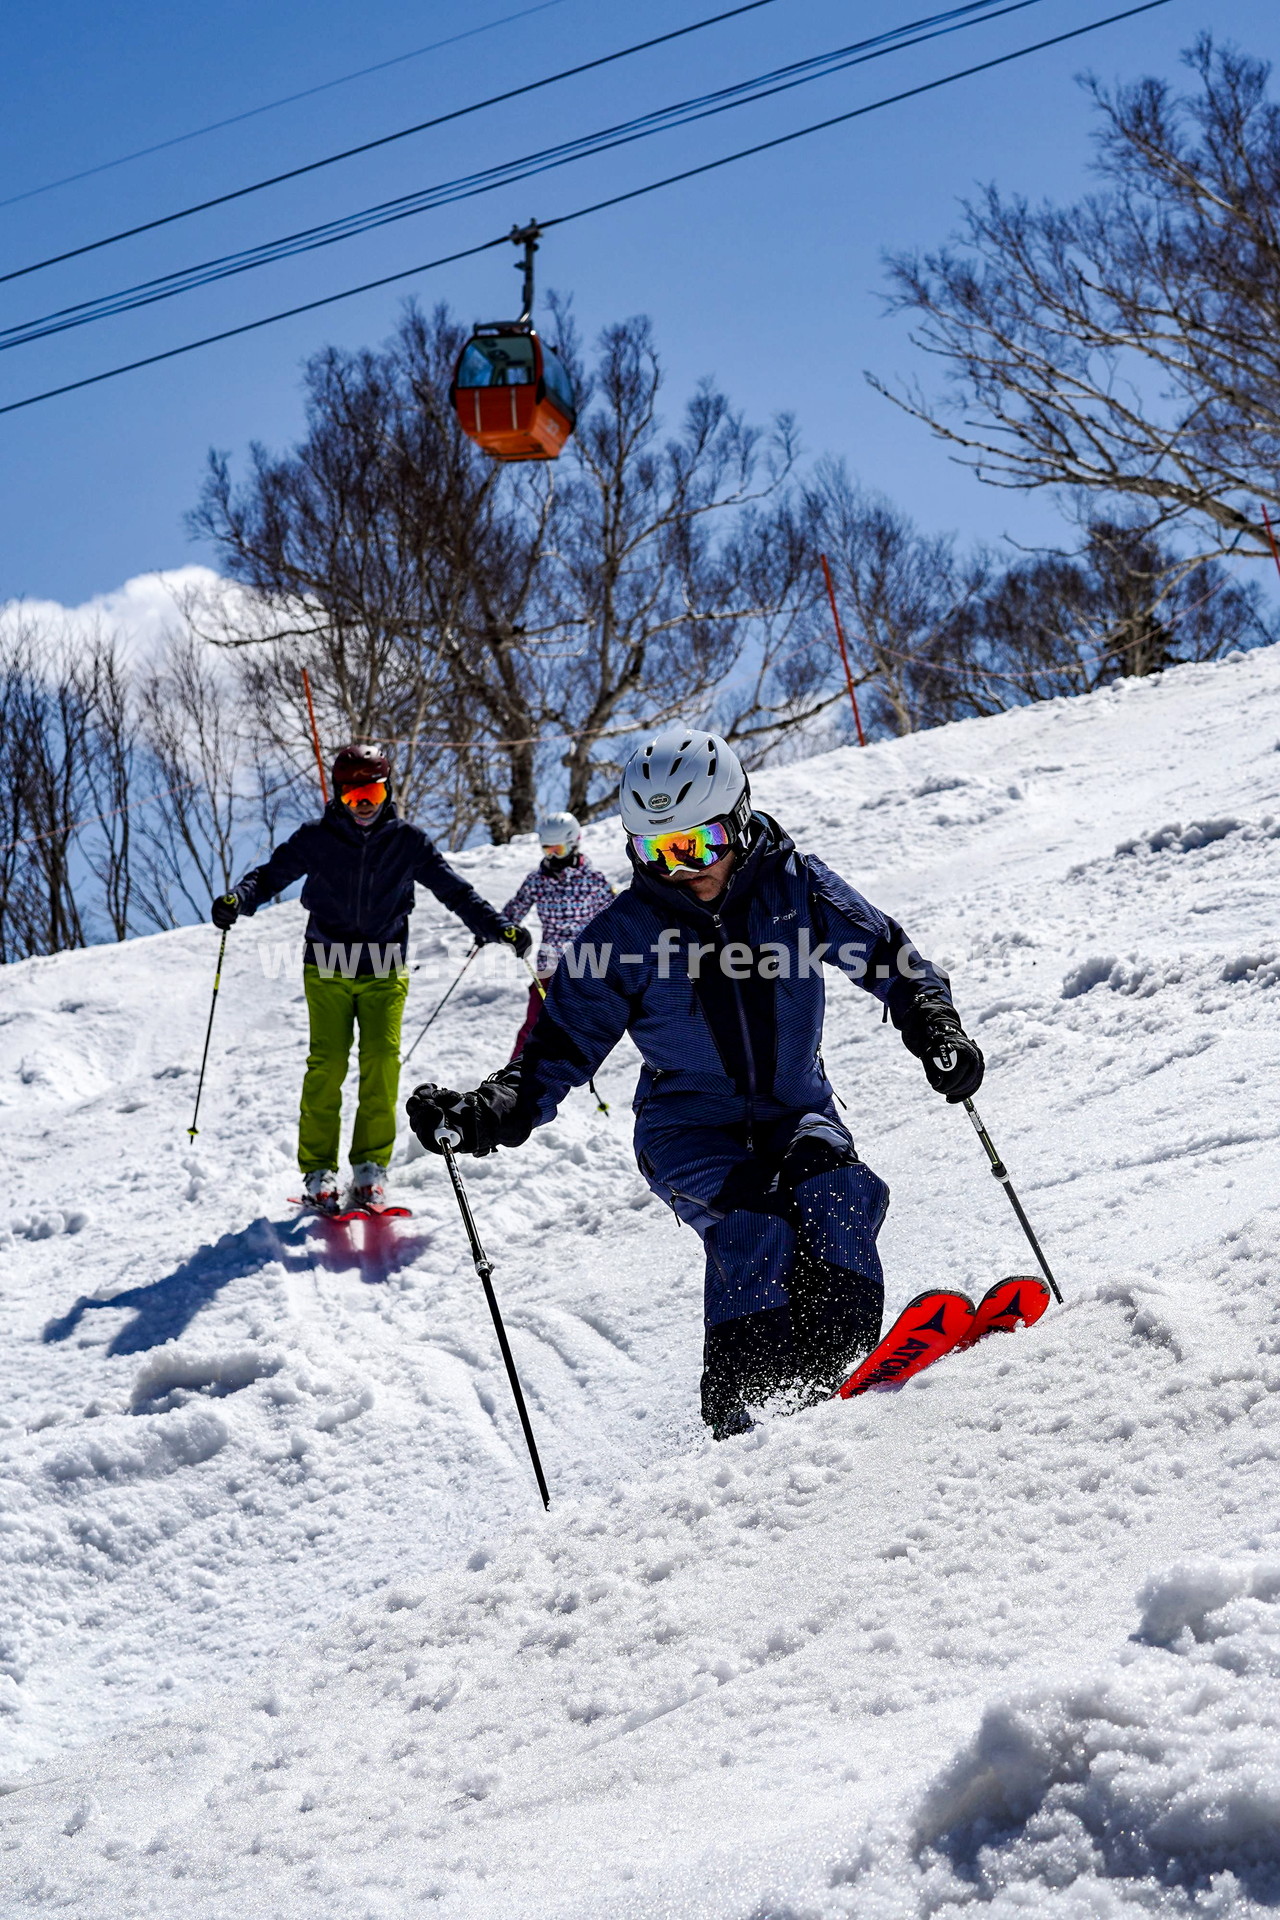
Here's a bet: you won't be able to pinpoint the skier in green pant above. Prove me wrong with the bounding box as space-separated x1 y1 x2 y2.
212 744 529 1213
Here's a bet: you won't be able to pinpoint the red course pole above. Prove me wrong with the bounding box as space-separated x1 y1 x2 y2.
1261 504 1280 587
301 667 329 801
820 553 867 748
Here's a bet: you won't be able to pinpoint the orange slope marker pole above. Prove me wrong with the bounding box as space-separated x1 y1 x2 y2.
820 553 867 748
1262 504 1280 588
301 667 329 801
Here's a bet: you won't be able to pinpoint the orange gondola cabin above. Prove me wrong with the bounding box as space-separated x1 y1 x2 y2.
450 324 577 462
450 222 577 462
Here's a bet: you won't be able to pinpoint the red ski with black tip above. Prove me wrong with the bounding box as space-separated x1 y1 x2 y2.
953 1275 1050 1350
834 1276 1050 1400
836 1288 975 1398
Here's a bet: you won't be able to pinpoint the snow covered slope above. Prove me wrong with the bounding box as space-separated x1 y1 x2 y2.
4 650 1280 1916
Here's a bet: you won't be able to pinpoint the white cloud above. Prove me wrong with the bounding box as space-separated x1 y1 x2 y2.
0 566 227 663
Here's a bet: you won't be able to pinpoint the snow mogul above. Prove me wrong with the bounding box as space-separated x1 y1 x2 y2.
500 811 615 1059
210 743 530 1216
405 730 983 1437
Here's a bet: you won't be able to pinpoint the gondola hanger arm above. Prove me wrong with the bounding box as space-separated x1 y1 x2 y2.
508 220 543 326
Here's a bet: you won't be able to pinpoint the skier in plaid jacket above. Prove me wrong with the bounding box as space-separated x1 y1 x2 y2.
501 811 614 1057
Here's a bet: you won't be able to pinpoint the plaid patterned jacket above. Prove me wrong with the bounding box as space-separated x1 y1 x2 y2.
502 854 616 972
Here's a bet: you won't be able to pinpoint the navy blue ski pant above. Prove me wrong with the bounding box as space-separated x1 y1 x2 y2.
635 1106 888 1432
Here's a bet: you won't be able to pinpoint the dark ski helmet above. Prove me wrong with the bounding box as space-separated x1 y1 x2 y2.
331 743 391 793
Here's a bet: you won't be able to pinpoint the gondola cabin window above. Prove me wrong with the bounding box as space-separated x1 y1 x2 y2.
456 334 536 388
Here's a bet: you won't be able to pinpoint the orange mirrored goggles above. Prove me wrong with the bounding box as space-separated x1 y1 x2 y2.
339 780 387 809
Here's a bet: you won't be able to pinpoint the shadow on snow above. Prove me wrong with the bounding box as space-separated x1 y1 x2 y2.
42 1214 429 1355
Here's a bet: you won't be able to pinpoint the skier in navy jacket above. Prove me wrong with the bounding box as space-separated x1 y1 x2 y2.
407 729 983 1436
213 742 528 1214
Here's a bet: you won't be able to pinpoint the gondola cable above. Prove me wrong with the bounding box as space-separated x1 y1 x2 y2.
0 0 1175 421
0 0 576 212
0 0 1054 355
0 0 790 288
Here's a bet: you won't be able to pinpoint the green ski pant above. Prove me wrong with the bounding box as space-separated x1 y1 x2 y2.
298 965 409 1173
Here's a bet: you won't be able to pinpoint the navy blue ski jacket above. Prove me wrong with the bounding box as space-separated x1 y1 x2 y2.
515 814 952 1132
230 800 509 973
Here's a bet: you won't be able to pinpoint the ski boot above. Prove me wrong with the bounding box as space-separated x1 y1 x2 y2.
349 1163 389 1212
301 1169 341 1216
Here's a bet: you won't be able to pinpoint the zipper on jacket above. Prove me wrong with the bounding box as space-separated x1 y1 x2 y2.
712 910 757 1151
356 831 369 937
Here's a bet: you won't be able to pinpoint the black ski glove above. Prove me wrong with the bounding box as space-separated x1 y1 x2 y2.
406 1083 464 1151
211 891 241 930
407 1069 531 1156
499 924 534 960
899 996 985 1104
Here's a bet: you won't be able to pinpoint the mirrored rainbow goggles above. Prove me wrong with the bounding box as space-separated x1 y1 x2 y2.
630 818 732 874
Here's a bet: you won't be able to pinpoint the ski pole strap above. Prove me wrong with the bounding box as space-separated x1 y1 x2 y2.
963 1099 1063 1304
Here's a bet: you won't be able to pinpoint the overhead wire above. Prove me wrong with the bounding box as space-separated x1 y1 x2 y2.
0 0 576 211
0 0 787 287
0 0 1044 355
0 0 1176 421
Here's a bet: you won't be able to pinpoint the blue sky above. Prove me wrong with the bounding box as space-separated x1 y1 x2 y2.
1 0 1273 605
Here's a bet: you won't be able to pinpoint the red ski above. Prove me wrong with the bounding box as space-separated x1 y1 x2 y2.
289 1200 413 1221
835 1276 1049 1400
329 1205 412 1222
836 1289 974 1398
954 1275 1049 1350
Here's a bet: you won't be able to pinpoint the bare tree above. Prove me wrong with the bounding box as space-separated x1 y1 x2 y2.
709 498 851 762
191 303 543 840
193 300 809 841
79 634 139 941
0 621 108 956
874 39 1280 562
0 636 38 963
132 630 288 929
960 518 1276 711
539 314 800 817
12 640 91 955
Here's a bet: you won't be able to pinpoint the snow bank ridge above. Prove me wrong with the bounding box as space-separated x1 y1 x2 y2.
913 1563 1280 1904
44 1407 229 1483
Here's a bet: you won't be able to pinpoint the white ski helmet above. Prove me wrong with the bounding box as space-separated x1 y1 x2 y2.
537 810 581 850
619 728 751 836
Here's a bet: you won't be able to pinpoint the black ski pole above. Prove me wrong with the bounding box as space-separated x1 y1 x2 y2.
402 945 478 1067
962 1098 1063 1304
517 949 609 1115
435 1123 551 1509
186 921 229 1141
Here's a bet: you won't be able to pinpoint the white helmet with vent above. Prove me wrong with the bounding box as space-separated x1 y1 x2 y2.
619 728 750 835
537 811 580 850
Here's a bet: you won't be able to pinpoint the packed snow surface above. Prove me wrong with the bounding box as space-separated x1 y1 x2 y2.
4 650 1280 1915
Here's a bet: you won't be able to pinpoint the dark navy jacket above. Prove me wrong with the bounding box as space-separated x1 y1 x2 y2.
231 800 508 973
517 814 951 1132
